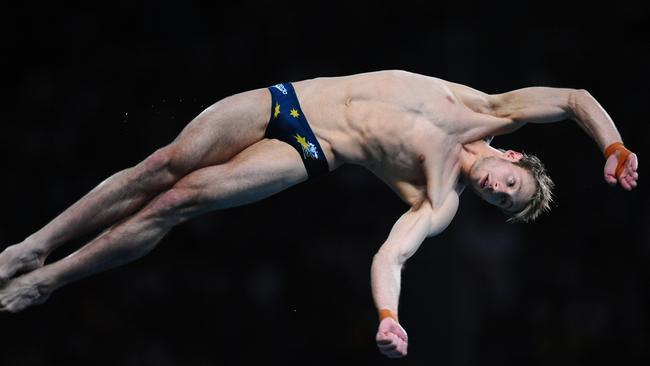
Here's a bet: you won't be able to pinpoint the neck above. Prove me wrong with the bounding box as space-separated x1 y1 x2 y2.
458 140 503 184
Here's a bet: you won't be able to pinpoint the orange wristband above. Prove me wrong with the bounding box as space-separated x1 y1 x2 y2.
604 142 631 178
379 308 399 322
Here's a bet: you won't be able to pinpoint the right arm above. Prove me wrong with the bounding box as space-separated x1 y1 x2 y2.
489 87 619 148
488 87 638 189
443 80 638 190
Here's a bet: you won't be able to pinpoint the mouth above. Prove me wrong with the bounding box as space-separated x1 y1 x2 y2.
480 174 489 190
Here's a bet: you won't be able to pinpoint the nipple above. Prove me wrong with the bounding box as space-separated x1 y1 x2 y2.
419 154 426 163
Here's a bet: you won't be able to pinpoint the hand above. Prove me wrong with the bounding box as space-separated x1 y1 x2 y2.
604 150 638 190
376 316 408 358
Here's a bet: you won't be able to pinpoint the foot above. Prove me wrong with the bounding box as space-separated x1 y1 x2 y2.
0 272 51 313
0 244 46 287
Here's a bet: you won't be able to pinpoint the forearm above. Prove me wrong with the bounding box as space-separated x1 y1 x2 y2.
372 250 411 358
371 250 404 315
569 89 623 151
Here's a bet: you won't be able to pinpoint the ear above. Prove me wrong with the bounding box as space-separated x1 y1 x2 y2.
503 150 523 161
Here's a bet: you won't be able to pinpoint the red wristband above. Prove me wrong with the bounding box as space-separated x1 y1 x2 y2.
604 142 631 178
379 308 399 322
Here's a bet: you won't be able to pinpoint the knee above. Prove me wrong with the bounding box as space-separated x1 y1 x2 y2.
145 187 200 224
143 147 174 173
138 147 184 186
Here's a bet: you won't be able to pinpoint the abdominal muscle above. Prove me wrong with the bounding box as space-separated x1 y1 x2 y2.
292 70 467 206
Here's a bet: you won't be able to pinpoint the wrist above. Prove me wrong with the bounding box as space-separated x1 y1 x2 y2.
604 141 625 158
604 141 633 178
379 308 399 323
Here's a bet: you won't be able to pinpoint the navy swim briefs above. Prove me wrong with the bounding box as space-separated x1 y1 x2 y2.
265 83 329 179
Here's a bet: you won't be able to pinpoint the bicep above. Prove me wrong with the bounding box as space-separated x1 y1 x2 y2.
489 87 576 124
377 193 459 264
377 203 434 264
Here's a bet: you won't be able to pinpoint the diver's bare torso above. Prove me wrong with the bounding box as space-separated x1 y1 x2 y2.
291 70 503 208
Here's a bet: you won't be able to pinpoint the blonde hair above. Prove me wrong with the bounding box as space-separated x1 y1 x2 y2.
505 153 555 223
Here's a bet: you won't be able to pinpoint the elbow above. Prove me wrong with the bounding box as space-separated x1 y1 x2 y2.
374 249 408 267
574 88 591 97
568 89 592 115
571 88 592 102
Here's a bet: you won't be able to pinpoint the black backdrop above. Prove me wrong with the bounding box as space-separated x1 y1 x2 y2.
1 1 648 365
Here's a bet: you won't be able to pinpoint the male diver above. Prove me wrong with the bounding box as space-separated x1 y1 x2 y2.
0 70 638 358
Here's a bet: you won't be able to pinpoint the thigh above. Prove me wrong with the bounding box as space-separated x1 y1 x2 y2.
174 138 309 213
168 87 272 172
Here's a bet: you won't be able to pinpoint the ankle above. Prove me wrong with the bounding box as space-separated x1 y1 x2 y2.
21 236 51 259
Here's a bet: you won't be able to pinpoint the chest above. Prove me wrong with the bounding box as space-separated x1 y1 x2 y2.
369 132 462 207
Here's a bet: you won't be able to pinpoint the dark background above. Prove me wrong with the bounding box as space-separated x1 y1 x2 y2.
1 1 648 365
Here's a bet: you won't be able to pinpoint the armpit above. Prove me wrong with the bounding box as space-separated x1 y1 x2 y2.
383 177 428 208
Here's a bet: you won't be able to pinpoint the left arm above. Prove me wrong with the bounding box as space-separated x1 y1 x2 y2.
489 87 638 189
371 193 458 358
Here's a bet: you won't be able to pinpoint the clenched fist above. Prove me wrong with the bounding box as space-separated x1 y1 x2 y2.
376 316 408 358
604 143 638 190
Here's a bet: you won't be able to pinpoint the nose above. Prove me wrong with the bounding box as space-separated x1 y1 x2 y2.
491 180 503 192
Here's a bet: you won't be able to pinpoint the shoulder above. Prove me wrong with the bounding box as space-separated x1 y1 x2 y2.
438 79 497 115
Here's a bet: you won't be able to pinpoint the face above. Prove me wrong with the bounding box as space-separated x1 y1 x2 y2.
468 151 537 213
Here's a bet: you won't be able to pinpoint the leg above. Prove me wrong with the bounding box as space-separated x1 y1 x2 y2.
0 88 272 284
0 139 308 312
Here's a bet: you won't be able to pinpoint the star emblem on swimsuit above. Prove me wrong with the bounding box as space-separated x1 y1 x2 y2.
293 133 319 159
290 108 300 118
273 102 281 119
294 134 308 148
